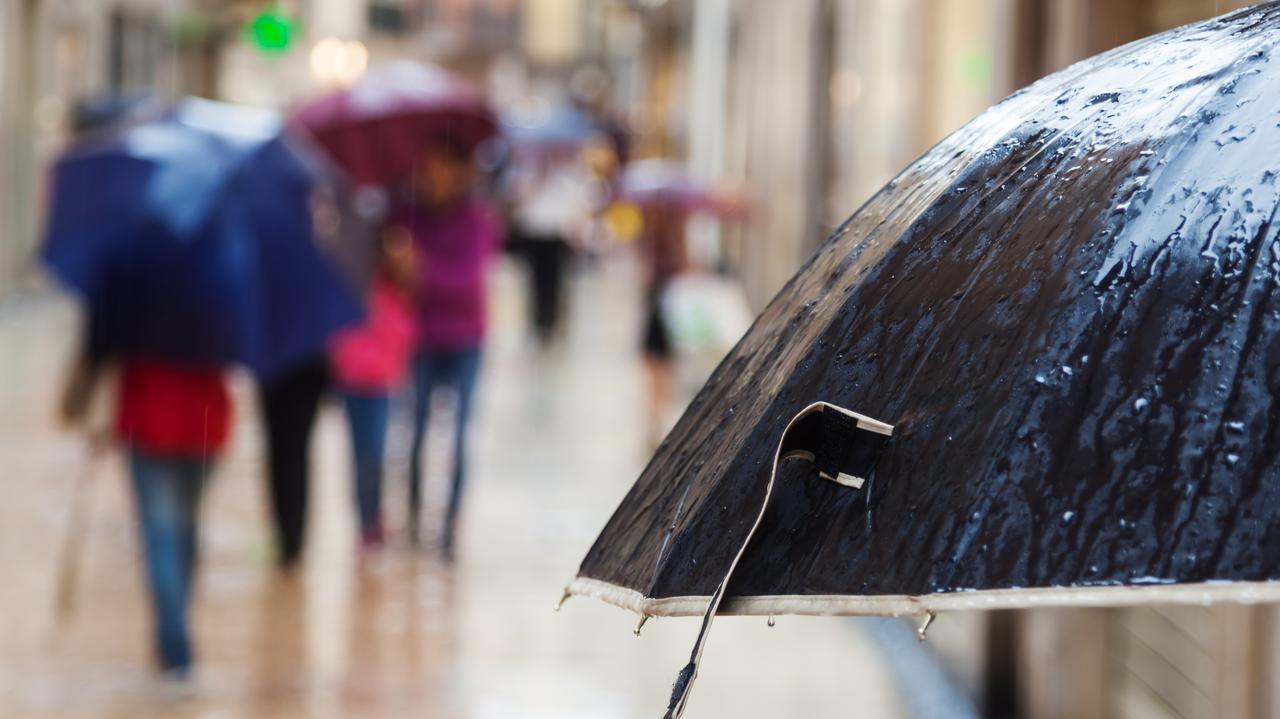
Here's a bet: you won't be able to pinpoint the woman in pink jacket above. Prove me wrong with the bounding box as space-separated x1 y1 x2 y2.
329 231 418 552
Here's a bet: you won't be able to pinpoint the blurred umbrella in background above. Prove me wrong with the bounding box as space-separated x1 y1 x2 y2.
69 92 156 136
291 61 498 187
567 5 1280 717
42 97 372 380
617 158 748 217
501 101 597 152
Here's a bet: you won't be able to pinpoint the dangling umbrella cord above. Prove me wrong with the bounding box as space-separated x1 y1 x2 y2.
663 402 893 718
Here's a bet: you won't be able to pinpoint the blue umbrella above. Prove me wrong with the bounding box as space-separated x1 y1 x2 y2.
70 92 155 135
501 102 597 149
43 98 369 380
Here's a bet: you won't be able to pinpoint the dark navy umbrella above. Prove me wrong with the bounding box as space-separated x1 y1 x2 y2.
43 98 368 379
70 92 154 135
565 4 1280 717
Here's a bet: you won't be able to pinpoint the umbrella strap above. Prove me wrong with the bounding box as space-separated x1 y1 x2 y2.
664 402 893 719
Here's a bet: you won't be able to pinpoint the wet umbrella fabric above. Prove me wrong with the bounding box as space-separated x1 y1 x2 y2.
42 98 367 380
291 61 498 187
568 5 1280 716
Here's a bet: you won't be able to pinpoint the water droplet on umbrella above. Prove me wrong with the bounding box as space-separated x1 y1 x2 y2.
1134 398 1149 411
1061 510 1076 526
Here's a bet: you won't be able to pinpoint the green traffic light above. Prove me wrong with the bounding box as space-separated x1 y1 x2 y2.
245 7 296 53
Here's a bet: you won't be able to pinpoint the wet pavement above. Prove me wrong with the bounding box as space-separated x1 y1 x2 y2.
0 257 904 718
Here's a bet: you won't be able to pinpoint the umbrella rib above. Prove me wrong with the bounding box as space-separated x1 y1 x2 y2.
649 480 697 595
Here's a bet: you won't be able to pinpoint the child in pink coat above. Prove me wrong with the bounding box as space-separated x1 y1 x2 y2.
329 230 417 550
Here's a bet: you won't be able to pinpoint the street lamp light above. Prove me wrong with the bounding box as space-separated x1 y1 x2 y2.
309 37 368 88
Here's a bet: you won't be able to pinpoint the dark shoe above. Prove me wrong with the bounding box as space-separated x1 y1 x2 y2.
359 521 385 556
155 665 195 702
157 630 192 675
407 513 422 546
277 549 302 572
440 519 457 562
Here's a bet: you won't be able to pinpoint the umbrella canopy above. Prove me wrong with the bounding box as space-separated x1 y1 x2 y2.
291 61 498 186
617 159 747 216
43 98 369 380
569 4 1280 716
69 92 155 135
501 102 597 150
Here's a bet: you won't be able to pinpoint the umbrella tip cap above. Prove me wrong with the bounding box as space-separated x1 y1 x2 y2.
916 611 936 641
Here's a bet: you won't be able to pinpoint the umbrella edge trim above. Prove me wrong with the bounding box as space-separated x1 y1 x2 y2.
566 576 1280 619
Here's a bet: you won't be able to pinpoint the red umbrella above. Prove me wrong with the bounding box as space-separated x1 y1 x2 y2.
291 61 497 187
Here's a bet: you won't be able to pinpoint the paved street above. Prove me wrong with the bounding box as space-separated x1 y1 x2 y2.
0 256 904 718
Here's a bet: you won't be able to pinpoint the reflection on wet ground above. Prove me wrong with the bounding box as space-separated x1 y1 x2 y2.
0 258 903 718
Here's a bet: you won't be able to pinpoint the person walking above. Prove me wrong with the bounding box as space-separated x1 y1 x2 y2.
258 357 327 569
397 136 501 556
61 347 231 677
508 152 596 346
329 229 418 554
638 203 689 448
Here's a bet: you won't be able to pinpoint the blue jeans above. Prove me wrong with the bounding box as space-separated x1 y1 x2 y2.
129 450 208 671
341 391 390 536
409 347 482 540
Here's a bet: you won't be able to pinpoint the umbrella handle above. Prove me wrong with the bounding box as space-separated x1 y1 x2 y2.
662 402 893 719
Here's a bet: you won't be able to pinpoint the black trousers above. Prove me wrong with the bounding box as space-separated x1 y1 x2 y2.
520 236 570 343
258 358 328 567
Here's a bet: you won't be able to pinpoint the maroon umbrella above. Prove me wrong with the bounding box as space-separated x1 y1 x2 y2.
619 159 749 217
291 61 497 187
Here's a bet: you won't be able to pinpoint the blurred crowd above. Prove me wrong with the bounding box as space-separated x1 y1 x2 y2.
44 62 747 680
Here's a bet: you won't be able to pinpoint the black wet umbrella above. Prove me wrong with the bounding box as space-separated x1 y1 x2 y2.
566 4 1280 717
